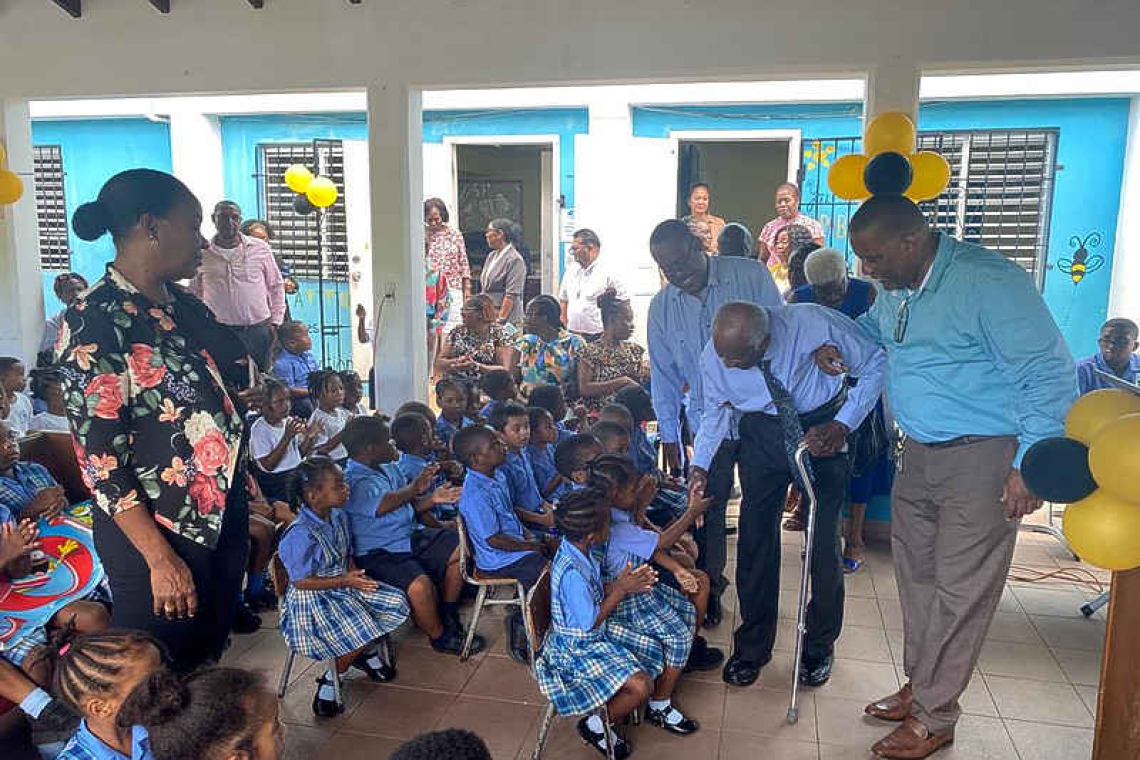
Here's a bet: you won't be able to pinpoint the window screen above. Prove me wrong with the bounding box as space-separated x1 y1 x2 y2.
33 145 71 272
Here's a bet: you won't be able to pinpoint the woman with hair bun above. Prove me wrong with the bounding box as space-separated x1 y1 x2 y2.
575 290 647 416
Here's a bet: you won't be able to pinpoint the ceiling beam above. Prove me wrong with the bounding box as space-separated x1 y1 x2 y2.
50 0 81 18
148 0 170 12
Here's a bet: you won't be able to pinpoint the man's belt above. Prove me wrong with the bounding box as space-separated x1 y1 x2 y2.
920 434 1004 450
747 386 848 428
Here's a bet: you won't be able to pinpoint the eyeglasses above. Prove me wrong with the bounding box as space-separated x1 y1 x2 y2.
1099 337 1135 349
894 297 911 343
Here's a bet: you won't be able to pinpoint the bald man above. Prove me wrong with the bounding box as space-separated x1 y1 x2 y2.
691 301 885 688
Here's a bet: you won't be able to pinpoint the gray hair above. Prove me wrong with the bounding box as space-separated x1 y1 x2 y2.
804 247 848 286
713 301 770 349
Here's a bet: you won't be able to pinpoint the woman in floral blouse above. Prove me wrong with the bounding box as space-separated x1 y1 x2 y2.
424 198 470 334
434 294 515 388
575 290 648 416
56 169 257 671
514 295 585 398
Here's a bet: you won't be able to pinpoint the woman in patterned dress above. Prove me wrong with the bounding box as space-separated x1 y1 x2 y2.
514 295 585 399
435 294 515 401
576 291 647 417
424 198 471 333
278 457 409 717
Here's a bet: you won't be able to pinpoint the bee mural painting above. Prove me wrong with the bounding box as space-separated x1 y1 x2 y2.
1058 232 1105 284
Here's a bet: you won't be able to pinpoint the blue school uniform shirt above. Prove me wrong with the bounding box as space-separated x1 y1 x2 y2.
458 469 530 571
555 422 575 447
57 721 152 760
602 508 660 580
436 414 475 447
343 458 415 554
527 443 569 501
481 400 501 420
0 462 58 524
1076 352 1140 395
501 449 544 512
629 427 657 476
273 348 319 390
278 506 355 581
554 540 602 632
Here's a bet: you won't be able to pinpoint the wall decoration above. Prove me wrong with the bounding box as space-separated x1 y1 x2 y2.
1057 232 1104 285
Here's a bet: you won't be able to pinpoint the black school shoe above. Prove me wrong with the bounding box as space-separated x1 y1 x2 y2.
352 652 397 682
798 652 834 687
577 717 631 759
704 594 723 627
232 603 262 634
432 622 486 656
684 635 725 672
722 652 769 687
312 675 345 718
505 613 530 664
646 704 700 735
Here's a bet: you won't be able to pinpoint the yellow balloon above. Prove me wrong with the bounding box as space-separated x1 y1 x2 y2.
283 164 313 194
306 176 338 208
905 151 952 202
1088 412 1140 501
864 112 916 158
1063 490 1140 571
827 153 870 200
0 170 23 205
1065 388 1140 444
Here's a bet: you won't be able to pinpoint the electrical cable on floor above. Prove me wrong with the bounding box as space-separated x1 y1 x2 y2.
1007 563 1106 595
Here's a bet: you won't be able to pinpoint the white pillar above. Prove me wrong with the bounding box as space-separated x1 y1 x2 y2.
1108 97 1140 325
0 98 44 361
367 84 426 413
864 61 921 122
168 106 225 235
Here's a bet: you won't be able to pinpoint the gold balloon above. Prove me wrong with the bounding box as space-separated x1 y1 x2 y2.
1063 490 1140 571
283 164 313 194
0 170 23 205
864 112 916 158
905 151 952 202
306 176 338 208
827 153 870 200
1065 388 1140 444
1088 412 1140 501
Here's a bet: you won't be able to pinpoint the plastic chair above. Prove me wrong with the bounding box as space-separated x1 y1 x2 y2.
1019 502 1079 561
456 515 538 662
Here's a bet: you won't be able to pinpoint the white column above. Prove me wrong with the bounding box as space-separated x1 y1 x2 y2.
864 61 921 121
1108 96 1140 325
367 84 426 413
0 98 44 361
168 106 225 234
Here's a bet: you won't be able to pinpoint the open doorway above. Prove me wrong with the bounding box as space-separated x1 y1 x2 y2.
452 142 555 302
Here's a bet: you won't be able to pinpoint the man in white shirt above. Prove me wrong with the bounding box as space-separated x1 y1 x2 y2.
558 229 628 341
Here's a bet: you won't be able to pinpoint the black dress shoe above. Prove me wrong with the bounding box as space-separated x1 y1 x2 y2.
576 717 631 759
432 626 486 656
704 594 723 628
232 603 262 634
506 614 531 664
646 704 700 735
722 653 767 687
798 653 833 687
352 652 396 682
311 675 345 718
685 635 725 672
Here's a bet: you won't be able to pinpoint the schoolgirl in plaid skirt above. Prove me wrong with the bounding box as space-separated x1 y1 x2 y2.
278 457 409 717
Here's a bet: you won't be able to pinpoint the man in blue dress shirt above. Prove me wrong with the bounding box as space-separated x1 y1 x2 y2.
690 301 885 688
647 220 782 626
1075 318 1139 394
822 195 1076 759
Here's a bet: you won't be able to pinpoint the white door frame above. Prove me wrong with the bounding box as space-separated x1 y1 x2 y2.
443 134 561 295
668 128 802 184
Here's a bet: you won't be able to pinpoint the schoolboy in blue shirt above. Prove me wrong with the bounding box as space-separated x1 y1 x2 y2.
435 378 476 448
392 413 463 524
272 320 319 418
526 407 570 502
489 402 554 532
528 384 580 446
478 369 519 421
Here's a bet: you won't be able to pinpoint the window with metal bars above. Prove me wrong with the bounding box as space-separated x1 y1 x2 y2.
33 145 71 272
256 141 349 281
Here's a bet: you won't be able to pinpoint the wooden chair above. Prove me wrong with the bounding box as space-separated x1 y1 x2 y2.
19 431 90 505
456 514 538 662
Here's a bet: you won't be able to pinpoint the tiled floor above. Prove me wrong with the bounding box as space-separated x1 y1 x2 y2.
215 509 1110 760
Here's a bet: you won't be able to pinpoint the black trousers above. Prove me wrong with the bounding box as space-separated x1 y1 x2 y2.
229 321 276 374
733 412 848 664
695 439 739 596
93 485 250 672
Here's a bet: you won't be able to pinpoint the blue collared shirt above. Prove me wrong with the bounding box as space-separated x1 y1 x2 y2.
0 462 58 524
857 233 1076 467
602 509 659 580
501 449 544 512
693 304 887 470
1076 352 1140 395
629 427 658 475
458 469 530 571
343 458 415 554
278 506 354 581
436 414 475 447
57 721 152 760
527 443 568 501
555 540 602 632
648 255 782 444
273 349 319 390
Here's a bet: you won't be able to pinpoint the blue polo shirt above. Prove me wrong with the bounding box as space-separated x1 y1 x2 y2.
343 458 415 554
56 720 152 760
436 414 475 448
273 349 319 390
526 442 569 501
602 508 660 581
458 469 530 571
1076 352 1140 395
501 449 544 512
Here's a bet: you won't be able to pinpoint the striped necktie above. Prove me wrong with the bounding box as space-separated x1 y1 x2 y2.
759 359 814 484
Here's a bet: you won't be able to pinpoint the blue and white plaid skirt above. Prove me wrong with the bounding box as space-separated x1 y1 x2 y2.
280 583 409 660
605 583 695 672
535 627 645 716
645 488 688 529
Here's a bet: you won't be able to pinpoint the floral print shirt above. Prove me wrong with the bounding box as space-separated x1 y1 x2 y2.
444 323 511 381
576 340 647 414
426 225 470 290
515 331 584 397
55 267 249 548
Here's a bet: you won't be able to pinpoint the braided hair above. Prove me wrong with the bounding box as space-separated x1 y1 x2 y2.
585 454 639 498
48 628 166 713
298 455 340 503
306 368 340 402
553 487 608 541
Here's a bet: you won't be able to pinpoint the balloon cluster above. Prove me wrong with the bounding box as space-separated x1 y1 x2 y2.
283 164 338 216
827 112 952 202
1022 389 1140 570
0 143 24 205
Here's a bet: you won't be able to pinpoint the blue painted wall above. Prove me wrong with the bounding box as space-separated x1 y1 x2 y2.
30 118 173 315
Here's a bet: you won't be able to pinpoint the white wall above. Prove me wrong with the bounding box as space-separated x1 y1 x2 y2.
1108 97 1140 326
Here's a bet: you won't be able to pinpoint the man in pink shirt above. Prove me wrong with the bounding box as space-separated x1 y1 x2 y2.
191 201 286 371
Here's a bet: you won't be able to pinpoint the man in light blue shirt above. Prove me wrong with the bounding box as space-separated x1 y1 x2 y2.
1075 318 1139 394
690 301 885 689
647 219 782 625
832 195 1076 759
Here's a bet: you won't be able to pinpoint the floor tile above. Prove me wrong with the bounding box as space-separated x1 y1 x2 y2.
278 674 375 729
325 730 406 760
885 628 904 666
834 624 893 664
812 658 899 703
1029 615 1106 652
877 598 904 630
340 684 456 738
959 674 999 717
382 641 483 692
1051 647 1103 687
722 685 817 741
463 654 545 704
620 721 721 760
844 597 886 628
1012 585 1095 618
722 731 820 760
1004 719 1094 760
673 677 727 730
434 695 541 760
814 695 896 748
983 610 1043 645
977 640 1067 682
1074 684 1100 717
280 725 330 760
845 570 877 599
985 675 1093 727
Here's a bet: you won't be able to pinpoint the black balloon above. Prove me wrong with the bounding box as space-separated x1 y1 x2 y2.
1021 437 1099 504
293 194 317 216
863 151 914 195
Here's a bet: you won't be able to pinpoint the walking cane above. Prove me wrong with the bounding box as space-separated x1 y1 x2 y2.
787 441 816 725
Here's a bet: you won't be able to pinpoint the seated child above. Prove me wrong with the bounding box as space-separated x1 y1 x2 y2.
0 357 33 437
50 628 167 760
278 457 409 717
526 407 570 502
391 413 462 525
341 416 481 656
245 474 295 613
478 369 518 421
534 489 655 758
435 378 475 448
28 368 70 433
249 378 319 506
529 384 583 445
453 425 554 662
272 321 319 418
119 667 282 760
489 402 553 531
587 455 723 673
339 369 368 416
552 433 604 495
595 408 688 529
308 370 352 464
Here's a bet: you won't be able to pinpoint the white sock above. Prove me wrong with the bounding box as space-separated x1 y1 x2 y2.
586 714 605 734
317 669 337 701
364 650 385 670
650 699 683 725
19 688 51 719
